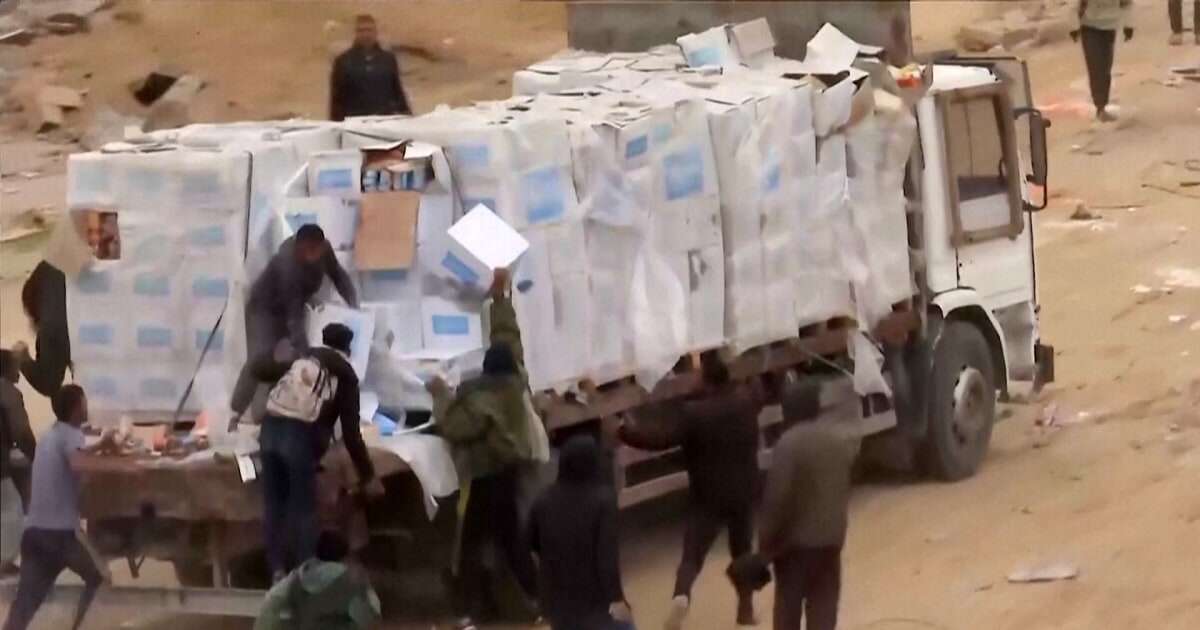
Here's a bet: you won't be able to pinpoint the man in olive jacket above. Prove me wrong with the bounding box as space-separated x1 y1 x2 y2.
428 269 538 625
759 381 857 630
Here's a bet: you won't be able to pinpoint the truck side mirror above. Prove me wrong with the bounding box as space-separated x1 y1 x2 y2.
1015 107 1049 210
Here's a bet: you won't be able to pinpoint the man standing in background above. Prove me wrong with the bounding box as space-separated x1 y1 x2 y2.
1070 0 1133 123
1169 0 1199 45
330 14 413 121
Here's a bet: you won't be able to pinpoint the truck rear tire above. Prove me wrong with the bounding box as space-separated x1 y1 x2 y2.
921 321 996 481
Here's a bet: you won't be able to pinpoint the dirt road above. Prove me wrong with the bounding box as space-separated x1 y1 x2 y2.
3 0 1200 628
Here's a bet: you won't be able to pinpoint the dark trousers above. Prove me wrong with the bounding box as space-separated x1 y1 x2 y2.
1170 0 1200 33
772 546 842 630
230 307 288 417
457 466 538 616
2 528 103 630
1080 26 1117 111
674 503 754 611
260 416 319 576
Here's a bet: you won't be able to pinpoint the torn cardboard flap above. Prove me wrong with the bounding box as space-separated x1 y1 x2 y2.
355 191 419 271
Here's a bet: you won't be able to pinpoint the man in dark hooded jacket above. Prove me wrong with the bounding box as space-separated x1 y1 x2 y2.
529 435 630 630
619 353 764 628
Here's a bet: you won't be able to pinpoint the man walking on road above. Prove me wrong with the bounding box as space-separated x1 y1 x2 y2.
330 14 412 121
1169 0 1199 45
618 353 763 629
1071 0 1133 122
758 381 856 630
229 224 358 427
3 385 106 630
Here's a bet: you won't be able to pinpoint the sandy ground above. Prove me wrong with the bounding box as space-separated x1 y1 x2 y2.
3 0 1200 628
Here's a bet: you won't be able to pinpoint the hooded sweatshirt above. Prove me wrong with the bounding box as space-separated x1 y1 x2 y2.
254 559 380 630
529 436 625 625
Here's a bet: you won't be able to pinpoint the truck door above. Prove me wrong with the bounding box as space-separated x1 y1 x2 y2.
938 83 1034 310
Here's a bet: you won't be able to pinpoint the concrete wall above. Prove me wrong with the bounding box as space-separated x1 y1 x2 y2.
567 1 912 63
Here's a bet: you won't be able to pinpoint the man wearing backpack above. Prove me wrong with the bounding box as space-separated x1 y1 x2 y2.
252 323 382 583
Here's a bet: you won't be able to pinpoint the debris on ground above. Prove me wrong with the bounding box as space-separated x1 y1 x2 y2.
131 67 184 105
1140 160 1200 198
36 84 84 132
1168 314 1188 325
1007 563 1079 584
43 12 89 35
0 207 55 243
1070 201 1100 221
144 74 204 131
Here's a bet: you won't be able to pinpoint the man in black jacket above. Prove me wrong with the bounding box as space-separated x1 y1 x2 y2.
230 224 358 426
330 14 412 121
252 323 380 582
529 435 630 630
12 262 70 399
619 353 764 629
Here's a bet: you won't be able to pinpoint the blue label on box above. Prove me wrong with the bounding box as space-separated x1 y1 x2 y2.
188 225 227 247
452 144 490 170
285 212 318 233
140 378 177 399
764 161 782 194
441 252 480 286
86 376 119 398
196 329 224 351
180 170 222 206
652 124 673 144
316 168 354 192
688 46 721 67
625 134 649 159
133 273 170 297
76 269 112 294
192 276 230 299
432 314 470 336
368 269 408 281
524 166 567 224
78 324 114 346
137 326 173 348
664 145 705 201
126 167 164 194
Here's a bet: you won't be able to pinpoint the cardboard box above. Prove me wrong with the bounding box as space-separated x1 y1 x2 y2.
284 196 358 250
421 296 484 352
307 150 361 198
355 191 419 271
440 204 529 289
729 18 776 68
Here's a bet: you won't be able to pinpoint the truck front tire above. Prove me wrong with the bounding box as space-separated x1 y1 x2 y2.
921 321 997 481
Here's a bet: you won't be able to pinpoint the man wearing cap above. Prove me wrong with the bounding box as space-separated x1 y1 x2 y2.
251 322 380 583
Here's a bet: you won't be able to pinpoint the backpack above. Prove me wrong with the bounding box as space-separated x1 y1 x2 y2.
266 356 339 423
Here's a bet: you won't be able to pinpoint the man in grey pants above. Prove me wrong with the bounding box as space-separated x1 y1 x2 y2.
1170 0 1199 45
229 224 357 427
1071 0 1133 123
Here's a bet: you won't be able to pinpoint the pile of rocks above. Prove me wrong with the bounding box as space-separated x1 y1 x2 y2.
956 0 1075 53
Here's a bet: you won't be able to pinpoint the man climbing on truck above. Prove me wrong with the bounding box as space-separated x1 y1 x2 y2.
251 322 382 583
230 224 359 428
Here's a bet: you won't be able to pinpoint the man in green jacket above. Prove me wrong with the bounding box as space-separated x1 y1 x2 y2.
428 269 538 627
254 531 380 630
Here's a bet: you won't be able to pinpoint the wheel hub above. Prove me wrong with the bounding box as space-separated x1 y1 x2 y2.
951 367 987 445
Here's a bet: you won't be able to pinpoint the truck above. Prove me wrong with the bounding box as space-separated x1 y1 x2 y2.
2 1 1054 621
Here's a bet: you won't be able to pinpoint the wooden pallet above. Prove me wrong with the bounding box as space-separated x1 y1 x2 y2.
536 309 919 431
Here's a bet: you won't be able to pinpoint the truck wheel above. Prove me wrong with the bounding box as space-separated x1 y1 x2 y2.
921 321 996 481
